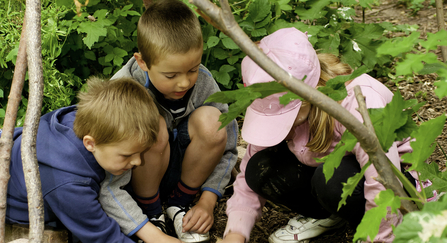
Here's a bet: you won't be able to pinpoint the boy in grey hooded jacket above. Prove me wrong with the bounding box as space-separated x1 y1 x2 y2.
99 1 238 242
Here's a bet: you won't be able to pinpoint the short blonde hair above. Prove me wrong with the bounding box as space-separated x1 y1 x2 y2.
305 53 353 153
137 0 203 69
73 77 159 147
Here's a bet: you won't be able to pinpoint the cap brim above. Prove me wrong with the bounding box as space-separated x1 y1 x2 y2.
241 102 301 147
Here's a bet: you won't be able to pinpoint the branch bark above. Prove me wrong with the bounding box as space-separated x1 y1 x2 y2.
435 0 447 62
0 19 28 243
23 0 44 242
190 0 418 214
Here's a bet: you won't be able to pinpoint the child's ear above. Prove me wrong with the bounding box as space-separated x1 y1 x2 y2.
134 52 149 72
83 135 96 152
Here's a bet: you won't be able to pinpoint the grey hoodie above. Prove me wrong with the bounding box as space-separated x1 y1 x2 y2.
99 57 238 235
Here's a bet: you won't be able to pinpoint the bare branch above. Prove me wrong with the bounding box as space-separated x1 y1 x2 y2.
435 0 447 62
190 0 418 213
354 86 415 214
23 0 44 241
0 18 27 243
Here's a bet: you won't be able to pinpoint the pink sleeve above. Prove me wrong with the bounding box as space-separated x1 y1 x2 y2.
341 84 403 242
224 144 267 241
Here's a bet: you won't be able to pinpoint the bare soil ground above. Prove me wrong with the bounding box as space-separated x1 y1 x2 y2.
209 1 447 242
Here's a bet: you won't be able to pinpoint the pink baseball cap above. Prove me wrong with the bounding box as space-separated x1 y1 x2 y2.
241 27 321 147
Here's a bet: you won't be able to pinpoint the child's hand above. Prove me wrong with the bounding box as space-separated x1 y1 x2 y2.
181 191 217 234
182 199 214 234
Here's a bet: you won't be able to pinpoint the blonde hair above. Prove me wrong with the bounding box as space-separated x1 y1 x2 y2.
137 0 203 69
73 77 159 147
304 53 353 153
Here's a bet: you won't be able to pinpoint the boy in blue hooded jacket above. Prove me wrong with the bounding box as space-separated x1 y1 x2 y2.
5 77 181 243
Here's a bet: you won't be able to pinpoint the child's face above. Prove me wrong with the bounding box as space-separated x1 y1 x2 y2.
83 136 148 176
135 48 203 100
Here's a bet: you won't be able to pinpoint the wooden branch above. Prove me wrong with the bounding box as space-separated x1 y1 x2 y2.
23 0 44 242
435 0 447 62
190 0 418 214
353 86 415 214
0 19 28 243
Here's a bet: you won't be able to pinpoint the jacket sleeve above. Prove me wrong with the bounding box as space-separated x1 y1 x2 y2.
197 65 239 198
99 171 149 236
224 144 267 241
44 181 135 243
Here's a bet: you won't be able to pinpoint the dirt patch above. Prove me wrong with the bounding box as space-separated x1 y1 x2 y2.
209 1 447 242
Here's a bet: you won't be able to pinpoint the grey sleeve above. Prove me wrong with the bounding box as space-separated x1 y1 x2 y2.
196 66 239 198
99 171 148 236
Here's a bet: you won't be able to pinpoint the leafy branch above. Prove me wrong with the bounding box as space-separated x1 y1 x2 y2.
191 0 418 216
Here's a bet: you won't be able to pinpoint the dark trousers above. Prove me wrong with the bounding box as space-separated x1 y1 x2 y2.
245 141 366 228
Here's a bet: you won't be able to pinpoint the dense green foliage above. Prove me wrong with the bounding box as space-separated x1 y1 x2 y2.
1 0 447 241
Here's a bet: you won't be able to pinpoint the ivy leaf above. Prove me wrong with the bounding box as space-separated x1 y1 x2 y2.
402 114 446 171
377 31 420 57
338 161 371 210
316 131 357 182
354 189 401 242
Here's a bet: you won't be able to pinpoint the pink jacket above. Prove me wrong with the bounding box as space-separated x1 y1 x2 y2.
225 74 412 242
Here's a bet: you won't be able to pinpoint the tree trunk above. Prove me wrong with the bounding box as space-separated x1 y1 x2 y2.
23 0 45 242
0 19 28 243
435 0 447 62
190 0 418 214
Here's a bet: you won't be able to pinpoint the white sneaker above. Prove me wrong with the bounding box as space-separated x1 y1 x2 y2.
268 215 345 243
149 213 169 235
166 205 210 243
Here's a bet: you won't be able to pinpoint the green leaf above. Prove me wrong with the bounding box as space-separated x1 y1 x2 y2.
251 28 267 37
0 109 5 118
213 48 229 60
318 66 368 101
78 21 108 49
103 66 113 75
0 89 3 98
113 56 124 66
420 30 447 51
354 189 401 242
220 65 236 73
434 79 447 99
419 62 447 75
113 47 127 57
227 56 239 65
207 36 220 48
84 51 96 61
402 114 447 171
248 0 271 23
105 53 114 63
394 194 447 242
338 161 371 210
396 53 439 76
55 0 73 7
317 33 340 56
419 162 447 197
316 131 357 182
377 32 420 57
221 36 240 50
212 70 231 86
374 91 408 151
294 0 331 20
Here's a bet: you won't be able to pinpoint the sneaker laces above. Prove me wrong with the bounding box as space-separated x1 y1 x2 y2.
149 213 168 235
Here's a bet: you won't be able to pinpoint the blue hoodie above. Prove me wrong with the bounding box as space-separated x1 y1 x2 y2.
6 106 135 243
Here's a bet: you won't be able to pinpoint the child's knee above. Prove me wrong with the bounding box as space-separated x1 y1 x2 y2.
151 115 170 152
189 106 227 145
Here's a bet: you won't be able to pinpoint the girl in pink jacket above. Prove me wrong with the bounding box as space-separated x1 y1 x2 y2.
222 27 414 243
